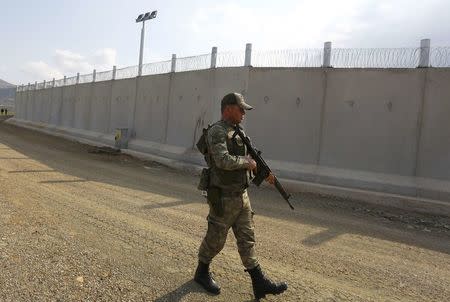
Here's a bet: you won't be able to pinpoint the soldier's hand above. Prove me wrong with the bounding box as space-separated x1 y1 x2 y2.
265 173 275 185
245 156 257 171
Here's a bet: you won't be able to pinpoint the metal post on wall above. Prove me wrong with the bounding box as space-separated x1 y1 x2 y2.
112 66 117 80
171 54 177 72
211 47 218 68
419 38 431 68
323 41 332 67
245 43 252 67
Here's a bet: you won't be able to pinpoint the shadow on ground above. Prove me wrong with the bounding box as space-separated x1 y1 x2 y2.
0 121 449 258
153 280 218 302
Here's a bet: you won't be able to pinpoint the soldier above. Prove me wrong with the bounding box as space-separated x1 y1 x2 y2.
194 92 287 300
1 109 3 115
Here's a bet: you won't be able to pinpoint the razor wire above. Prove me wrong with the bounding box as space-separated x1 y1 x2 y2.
115 65 139 80
19 47 450 89
430 47 450 67
142 60 172 75
54 79 65 87
175 54 211 72
78 73 93 84
252 49 324 67
330 48 421 68
65 76 77 86
216 51 246 67
96 70 114 82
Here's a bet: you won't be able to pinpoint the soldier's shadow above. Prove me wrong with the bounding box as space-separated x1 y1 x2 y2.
153 279 216 302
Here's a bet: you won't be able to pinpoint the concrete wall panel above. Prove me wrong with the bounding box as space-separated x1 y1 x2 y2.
50 87 63 125
320 69 423 176
90 81 112 133
61 85 76 128
25 90 33 121
245 68 325 163
165 70 212 148
110 78 135 132
134 74 171 143
211 67 250 123
417 69 450 180
13 67 450 201
41 89 52 123
33 89 44 122
14 91 22 119
74 83 92 130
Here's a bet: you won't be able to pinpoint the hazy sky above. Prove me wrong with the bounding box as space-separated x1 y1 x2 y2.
1 0 449 85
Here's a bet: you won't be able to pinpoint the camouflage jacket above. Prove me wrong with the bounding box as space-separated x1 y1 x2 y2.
207 120 250 192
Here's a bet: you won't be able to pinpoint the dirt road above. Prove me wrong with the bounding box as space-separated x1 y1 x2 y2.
0 120 449 301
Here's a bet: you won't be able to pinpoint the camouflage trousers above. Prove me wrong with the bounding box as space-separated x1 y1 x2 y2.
198 190 259 270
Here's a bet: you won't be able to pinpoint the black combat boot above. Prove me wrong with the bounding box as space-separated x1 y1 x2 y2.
194 261 221 295
246 265 287 300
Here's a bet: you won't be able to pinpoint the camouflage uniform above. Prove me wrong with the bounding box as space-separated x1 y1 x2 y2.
198 120 259 270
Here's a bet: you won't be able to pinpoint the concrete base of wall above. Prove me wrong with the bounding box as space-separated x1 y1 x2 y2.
6 117 450 216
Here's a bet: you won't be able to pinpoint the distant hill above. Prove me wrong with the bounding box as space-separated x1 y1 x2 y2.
0 79 15 89
0 79 16 104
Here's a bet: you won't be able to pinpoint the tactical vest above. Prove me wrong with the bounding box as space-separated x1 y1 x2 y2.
199 121 249 192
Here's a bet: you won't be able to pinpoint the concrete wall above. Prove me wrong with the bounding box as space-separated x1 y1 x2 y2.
73 83 91 130
134 74 171 143
50 87 63 126
320 69 423 176
61 85 76 128
90 81 112 133
11 67 450 202
246 68 324 165
417 69 450 180
165 70 213 148
26 90 33 121
110 78 136 132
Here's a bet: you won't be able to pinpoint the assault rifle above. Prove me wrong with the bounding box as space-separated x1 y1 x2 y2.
232 126 295 210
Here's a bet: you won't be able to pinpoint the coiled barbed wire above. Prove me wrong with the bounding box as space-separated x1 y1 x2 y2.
430 47 450 67
175 54 211 72
21 47 450 89
142 60 172 75
65 76 77 86
54 79 65 87
115 65 139 80
330 48 421 68
216 51 246 67
95 70 114 82
78 73 93 84
253 49 324 67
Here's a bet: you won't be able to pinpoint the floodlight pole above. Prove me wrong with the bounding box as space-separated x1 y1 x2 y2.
138 21 146 76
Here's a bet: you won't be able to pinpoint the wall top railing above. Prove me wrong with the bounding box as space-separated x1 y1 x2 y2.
18 39 450 92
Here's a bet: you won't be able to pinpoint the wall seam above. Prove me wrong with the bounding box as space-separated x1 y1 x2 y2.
315 68 329 181
163 73 174 144
412 69 429 194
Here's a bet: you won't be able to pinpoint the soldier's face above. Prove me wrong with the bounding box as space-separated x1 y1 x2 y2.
229 105 245 124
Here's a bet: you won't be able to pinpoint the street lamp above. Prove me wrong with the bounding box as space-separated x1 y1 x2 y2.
136 10 157 76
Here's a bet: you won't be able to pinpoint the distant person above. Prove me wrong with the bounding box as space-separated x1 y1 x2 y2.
5 109 7 115
0 109 3 115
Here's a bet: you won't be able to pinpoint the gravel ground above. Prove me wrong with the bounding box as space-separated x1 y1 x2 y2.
0 120 449 302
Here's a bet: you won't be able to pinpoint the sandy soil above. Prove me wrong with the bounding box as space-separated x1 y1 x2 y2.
0 120 449 302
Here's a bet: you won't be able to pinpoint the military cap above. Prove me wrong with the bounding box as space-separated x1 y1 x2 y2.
221 92 253 110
